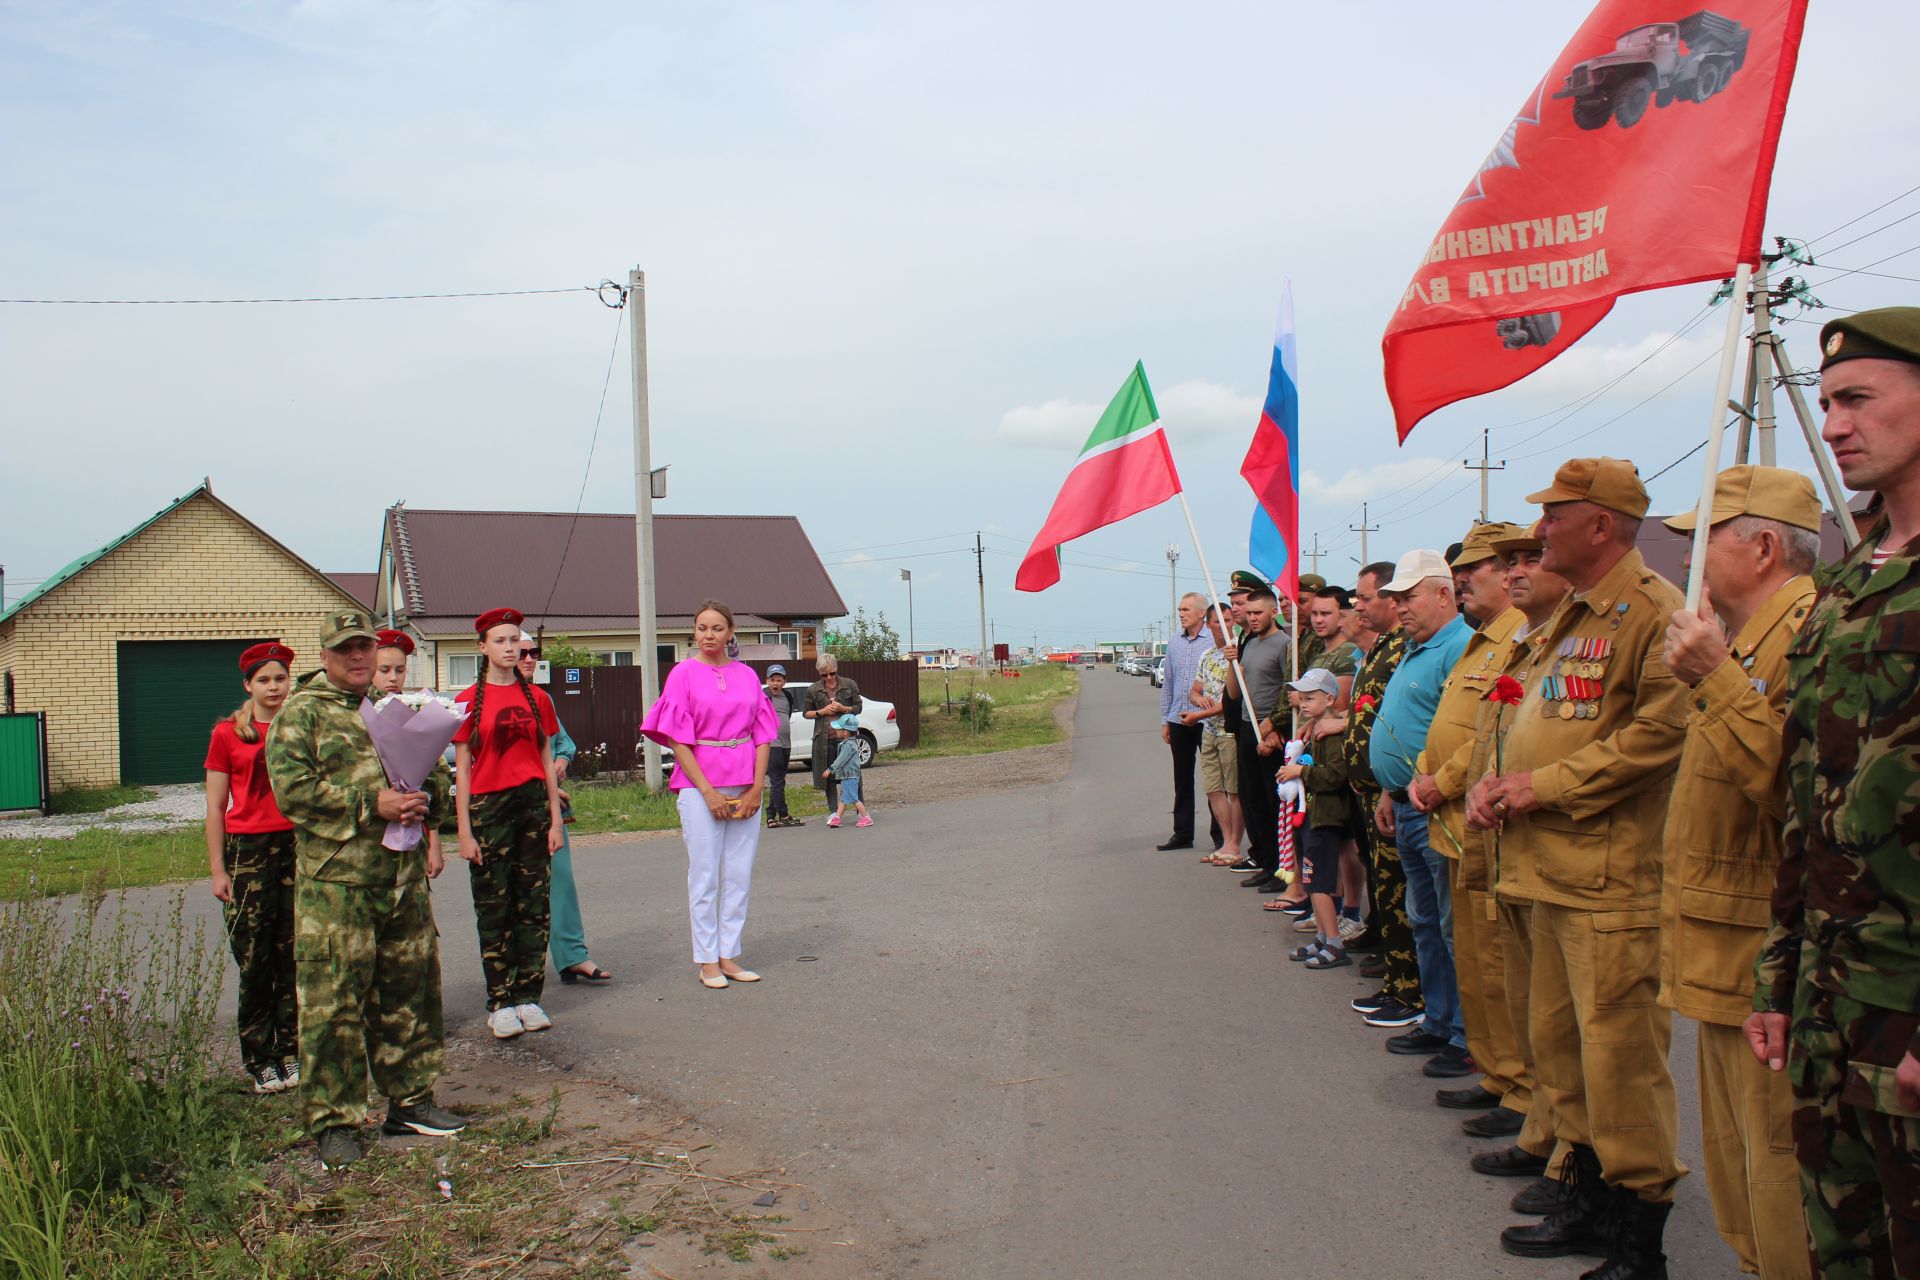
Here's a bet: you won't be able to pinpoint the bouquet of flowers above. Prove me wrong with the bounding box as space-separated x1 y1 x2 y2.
359 690 468 852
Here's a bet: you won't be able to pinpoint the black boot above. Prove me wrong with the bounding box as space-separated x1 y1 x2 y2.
1579 1188 1670 1280
1499 1143 1611 1259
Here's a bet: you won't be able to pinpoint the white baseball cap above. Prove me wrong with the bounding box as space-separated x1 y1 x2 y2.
1381 549 1453 595
1287 668 1339 697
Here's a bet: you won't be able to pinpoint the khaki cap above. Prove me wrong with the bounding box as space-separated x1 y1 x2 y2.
1297 572 1328 594
1820 307 1920 371
1659 464 1822 534
318 607 378 649
1525 457 1650 519
1451 521 1532 568
1490 528 1544 557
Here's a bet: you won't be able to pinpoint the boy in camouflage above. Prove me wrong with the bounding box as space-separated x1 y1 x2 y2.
265 607 466 1170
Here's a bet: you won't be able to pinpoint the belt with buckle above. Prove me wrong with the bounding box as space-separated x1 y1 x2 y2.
1387 787 1411 804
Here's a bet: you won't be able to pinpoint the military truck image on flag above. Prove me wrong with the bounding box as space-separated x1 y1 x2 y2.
1555 10 1751 130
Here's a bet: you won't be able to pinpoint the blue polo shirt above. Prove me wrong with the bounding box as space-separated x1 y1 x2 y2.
1369 614 1471 792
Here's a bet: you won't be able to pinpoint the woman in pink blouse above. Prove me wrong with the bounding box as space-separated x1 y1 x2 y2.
640 600 781 989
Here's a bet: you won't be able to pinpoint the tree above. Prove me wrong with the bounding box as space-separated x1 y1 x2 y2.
541 635 603 669
822 608 902 661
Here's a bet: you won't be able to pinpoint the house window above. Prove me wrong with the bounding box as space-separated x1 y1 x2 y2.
594 651 635 666
446 654 480 688
758 631 799 658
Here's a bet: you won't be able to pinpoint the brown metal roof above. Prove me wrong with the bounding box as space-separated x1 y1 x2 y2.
385 508 845 628
408 613 776 635
328 572 378 608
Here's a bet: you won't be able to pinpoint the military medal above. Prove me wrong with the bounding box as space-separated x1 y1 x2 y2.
1559 701 1576 720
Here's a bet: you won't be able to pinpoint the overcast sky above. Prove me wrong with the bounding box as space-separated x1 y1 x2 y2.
4 2 1915 651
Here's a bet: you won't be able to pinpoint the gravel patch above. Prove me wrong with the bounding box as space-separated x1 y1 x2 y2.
0 783 205 839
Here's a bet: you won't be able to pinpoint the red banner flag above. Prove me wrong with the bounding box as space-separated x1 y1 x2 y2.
1382 2 1808 441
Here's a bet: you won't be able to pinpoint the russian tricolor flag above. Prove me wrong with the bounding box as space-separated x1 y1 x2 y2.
1243 285 1300 601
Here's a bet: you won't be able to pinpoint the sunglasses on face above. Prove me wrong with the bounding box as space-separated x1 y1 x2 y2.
519 648 541 659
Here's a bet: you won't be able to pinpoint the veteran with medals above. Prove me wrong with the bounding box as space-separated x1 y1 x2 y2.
1465 457 1691 1275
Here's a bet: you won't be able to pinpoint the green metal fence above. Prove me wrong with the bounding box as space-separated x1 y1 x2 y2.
0 712 50 814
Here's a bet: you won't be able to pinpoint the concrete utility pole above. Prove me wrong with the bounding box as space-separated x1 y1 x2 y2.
1349 502 1379 568
628 267 663 793
1305 533 1325 578
1463 429 1506 522
1166 544 1180 641
900 568 915 655
974 532 988 668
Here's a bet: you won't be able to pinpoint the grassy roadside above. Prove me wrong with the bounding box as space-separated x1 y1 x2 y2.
891 663 1077 760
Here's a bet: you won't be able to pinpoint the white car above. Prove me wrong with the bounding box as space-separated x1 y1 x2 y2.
781 682 901 768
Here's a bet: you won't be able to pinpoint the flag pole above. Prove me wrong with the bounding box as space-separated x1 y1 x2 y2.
1173 490 1250 704
1685 262 1754 611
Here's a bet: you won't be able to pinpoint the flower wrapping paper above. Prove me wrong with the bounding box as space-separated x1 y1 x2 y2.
359 691 468 851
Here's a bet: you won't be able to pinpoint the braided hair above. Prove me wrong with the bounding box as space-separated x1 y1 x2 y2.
467 650 547 756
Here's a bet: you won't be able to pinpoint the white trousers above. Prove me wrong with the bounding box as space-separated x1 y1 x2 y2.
676 786 761 964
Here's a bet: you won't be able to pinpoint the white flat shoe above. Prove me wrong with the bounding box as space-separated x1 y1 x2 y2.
720 968 761 983
699 972 729 989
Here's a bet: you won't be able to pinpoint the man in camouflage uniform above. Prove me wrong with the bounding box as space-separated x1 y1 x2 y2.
1293 572 1330 672
1750 307 1920 1279
1342 561 1421 1024
266 607 467 1170
1659 466 1819 1279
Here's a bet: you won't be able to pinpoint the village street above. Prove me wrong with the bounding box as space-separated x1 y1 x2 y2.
178 669 1737 1278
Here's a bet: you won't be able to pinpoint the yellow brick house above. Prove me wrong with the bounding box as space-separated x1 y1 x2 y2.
0 482 367 790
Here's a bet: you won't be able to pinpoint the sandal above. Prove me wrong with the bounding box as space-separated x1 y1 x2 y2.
1262 898 1305 911
559 962 613 984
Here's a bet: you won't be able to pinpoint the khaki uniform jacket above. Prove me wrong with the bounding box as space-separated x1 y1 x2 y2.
1495 549 1690 911
1417 605 1526 865
1657 575 1814 1026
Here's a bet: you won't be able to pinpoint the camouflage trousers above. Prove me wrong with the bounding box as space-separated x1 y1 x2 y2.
294 872 444 1137
1358 792 1420 1006
468 781 552 1011
1789 983 1920 1278
222 830 297 1072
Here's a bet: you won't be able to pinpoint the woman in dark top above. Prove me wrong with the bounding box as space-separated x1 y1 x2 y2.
802 654 861 808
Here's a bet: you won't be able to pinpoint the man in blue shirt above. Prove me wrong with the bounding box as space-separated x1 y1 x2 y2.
1156 592 1216 850
1371 550 1474 1079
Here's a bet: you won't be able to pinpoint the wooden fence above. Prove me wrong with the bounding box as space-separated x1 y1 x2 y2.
546 659 920 771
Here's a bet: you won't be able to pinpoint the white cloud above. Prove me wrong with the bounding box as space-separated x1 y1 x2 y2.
1513 330 1723 400
1303 456 1456 507
989 379 1258 450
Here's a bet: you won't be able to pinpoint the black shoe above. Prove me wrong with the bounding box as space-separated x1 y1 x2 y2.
1500 1145 1610 1259
1422 1046 1477 1078
1156 838 1194 851
1357 955 1386 978
1279 901 1312 916
1581 1186 1672 1279
1463 1107 1526 1138
1362 997 1424 1029
1472 1145 1550 1179
1344 930 1382 953
1227 859 1259 872
1240 871 1276 888
1256 880 1289 894
317 1127 363 1170
1435 1084 1500 1111
1351 990 1390 1014
1385 1028 1450 1055
1511 1177 1568 1217
382 1100 469 1137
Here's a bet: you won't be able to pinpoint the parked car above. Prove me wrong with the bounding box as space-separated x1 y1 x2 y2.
1147 655 1167 687
782 682 901 768
1118 657 1140 676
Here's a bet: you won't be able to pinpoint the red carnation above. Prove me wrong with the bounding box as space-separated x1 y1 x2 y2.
1354 694 1378 712
1486 675 1526 707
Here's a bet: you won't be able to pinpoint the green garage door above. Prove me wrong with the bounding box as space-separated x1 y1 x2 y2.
118 639 272 785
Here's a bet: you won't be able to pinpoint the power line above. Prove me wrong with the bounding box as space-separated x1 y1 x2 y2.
1809 208 1920 261
1805 182 1920 247
823 530 978 555
541 305 628 620
1642 439 1710 485
0 285 603 305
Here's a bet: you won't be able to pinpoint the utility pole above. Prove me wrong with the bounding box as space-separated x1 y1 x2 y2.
1463 429 1506 522
627 267 663 793
899 568 915 656
974 532 988 670
1166 544 1180 642
1305 533 1325 578
1349 502 1379 568
1750 259 1779 466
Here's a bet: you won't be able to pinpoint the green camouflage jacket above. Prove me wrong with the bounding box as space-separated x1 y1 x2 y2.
1342 627 1409 794
1756 523 1920 1025
265 669 451 887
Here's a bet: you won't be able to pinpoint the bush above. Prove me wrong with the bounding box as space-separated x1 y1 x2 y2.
954 691 995 729
0 874 228 1277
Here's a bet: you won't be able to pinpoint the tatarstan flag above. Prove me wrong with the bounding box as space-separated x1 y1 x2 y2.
1016 362 1183 592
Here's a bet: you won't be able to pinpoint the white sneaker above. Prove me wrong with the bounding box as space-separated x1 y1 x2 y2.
279 1057 301 1090
1337 916 1367 942
251 1062 283 1094
515 1003 552 1032
488 1007 525 1039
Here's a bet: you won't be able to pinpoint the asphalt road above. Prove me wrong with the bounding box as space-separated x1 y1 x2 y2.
196 668 1739 1278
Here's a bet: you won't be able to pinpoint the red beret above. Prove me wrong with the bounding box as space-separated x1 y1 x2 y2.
474 607 525 636
239 641 295 673
375 629 415 655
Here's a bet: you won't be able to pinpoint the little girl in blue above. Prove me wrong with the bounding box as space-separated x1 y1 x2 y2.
823 714 873 829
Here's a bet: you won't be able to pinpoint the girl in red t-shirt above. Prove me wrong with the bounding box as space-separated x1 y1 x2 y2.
204 640 299 1095
453 607 565 1041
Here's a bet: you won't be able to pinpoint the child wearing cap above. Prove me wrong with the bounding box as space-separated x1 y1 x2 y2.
1277 668 1354 970
453 608 566 1040
205 640 300 1094
823 714 872 829
762 664 803 827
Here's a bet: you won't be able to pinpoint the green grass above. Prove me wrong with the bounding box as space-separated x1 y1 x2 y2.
48 784 157 815
892 664 1078 760
568 777 827 836
0 828 206 900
